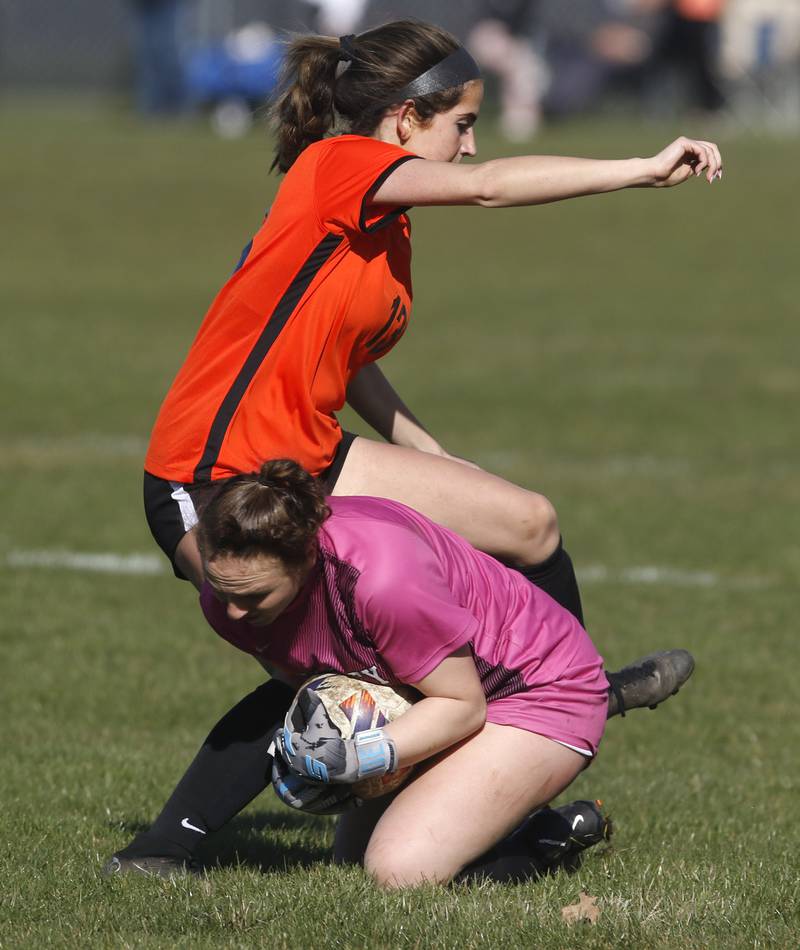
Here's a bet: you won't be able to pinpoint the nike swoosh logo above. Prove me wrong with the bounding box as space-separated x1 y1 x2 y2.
181 818 207 834
572 815 585 830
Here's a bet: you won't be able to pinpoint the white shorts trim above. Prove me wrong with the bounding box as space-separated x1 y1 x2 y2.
553 739 593 758
169 482 199 532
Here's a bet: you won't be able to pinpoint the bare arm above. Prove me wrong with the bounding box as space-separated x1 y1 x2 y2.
373 137 723 209
346 361 444 455
382 646 487 767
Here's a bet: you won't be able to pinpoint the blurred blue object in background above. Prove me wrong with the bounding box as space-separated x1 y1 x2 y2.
185 22 283 136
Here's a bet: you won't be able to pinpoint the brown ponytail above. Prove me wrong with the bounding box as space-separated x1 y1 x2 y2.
271 35 342 175
271 19 467 173
197 459 330 569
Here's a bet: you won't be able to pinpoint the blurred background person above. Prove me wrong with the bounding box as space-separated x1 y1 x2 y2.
536 0 657 119
467 0 549 140
646 0 728 114
719 0 800 127
128 0 190 115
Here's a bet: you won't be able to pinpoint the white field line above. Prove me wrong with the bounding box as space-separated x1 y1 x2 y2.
583 564 769 590
582 565 718 587
4 549 770 589
6 550 167 575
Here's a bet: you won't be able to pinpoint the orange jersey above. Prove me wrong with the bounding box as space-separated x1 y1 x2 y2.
145 136 418 482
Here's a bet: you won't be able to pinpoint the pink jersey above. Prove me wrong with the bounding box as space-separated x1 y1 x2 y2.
201 495 607 754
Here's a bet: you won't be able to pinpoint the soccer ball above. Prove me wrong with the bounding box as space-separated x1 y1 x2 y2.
296 673 417 799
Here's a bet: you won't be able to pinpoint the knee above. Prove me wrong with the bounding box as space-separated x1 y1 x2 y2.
364 840 448 889
513 492 560 566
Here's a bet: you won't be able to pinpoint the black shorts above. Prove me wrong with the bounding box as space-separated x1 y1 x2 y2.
143 431 358 580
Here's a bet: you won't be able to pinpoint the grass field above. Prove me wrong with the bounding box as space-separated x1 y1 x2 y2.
1 96 798 948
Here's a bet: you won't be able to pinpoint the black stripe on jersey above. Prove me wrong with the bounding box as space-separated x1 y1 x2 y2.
193 231 344 482
358 155 421 233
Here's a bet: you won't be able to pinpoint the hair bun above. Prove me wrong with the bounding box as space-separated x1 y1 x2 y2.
198 459 330 568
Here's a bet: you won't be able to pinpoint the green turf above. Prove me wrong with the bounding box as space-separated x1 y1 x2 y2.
2 97 798 948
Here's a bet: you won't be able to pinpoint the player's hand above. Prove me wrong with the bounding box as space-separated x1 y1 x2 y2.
646 136 723 187
271 751 363 814
275 719 398 785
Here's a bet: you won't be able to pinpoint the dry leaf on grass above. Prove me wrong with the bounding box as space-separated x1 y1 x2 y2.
561 891 600 925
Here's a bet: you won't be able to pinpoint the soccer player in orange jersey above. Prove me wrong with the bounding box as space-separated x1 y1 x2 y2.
144 20 721 622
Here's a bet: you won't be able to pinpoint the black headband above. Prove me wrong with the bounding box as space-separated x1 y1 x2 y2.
338 37 480 101
390 46 480 103
338 34 356 63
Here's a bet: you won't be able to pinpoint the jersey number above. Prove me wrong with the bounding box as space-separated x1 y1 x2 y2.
366 296 408 358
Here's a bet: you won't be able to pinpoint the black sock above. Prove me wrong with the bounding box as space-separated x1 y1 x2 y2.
118 679 295 861
518 538 584 626
456 807 576 884
519 543 613 699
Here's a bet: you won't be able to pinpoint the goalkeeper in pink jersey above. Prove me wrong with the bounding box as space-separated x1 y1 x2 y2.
105 459 692 885
201 460 609 886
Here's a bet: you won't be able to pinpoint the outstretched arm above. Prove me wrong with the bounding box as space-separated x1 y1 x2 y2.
373 137 723 209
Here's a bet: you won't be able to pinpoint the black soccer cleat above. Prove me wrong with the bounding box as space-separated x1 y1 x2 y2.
606 649 695 718
552 799 612 852
102 854 202 879
525 799 612 872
